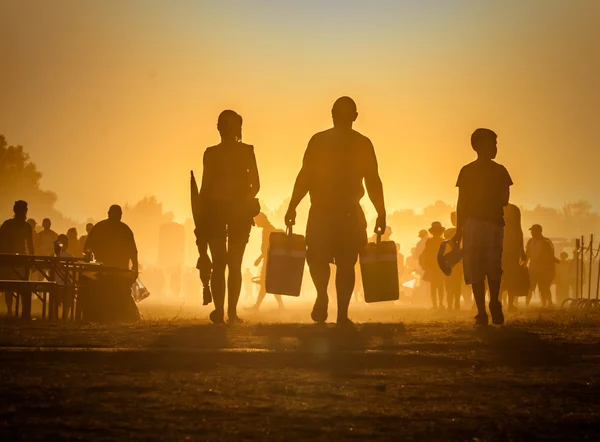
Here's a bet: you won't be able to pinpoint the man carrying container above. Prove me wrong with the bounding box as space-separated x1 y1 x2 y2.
285 97 387 325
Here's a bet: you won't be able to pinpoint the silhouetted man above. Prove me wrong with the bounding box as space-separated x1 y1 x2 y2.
526 224 557 307
38 218 58 256
84 205 139 322
86 205 138 274
0 201 34 317
79 222 94 254
285 96 386 325
453 128 512 326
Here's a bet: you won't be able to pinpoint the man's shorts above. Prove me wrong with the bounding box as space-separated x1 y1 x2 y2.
462 218 504 285
305 205 367 267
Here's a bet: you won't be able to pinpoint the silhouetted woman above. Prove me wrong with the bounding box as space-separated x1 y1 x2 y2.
198 110 260 323
501 204 526 311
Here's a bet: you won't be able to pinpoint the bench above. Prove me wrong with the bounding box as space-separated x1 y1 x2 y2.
0 280 59 320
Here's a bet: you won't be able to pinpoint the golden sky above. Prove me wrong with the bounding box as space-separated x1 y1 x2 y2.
1 0 599 223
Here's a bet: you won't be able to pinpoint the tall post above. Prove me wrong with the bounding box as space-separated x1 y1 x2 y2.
595 240 600 299
589 235 594 299
580 235 585 298
575 238 580 299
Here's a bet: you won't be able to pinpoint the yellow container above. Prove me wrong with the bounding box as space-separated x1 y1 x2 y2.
360 238 400 303
265 230 306 297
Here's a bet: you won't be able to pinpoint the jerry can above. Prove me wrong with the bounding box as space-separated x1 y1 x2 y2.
265 228 306 296
360 236 400 303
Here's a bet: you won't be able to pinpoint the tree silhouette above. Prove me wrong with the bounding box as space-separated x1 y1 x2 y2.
0 134 78 232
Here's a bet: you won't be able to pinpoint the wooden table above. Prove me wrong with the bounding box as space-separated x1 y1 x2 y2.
0 254 134 321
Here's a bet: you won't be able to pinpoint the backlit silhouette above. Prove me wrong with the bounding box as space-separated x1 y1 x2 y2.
453 128 513 326
0 201 34 316
197 110 260 324
285 97 387 325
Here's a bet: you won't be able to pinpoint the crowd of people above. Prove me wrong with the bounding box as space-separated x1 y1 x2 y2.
0 203 139 320
405 215 575 312
0 96 584 325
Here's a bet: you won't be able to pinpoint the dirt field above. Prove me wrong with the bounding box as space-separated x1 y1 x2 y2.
1 305 600 441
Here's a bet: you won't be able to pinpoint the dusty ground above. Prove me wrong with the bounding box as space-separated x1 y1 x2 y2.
0 305 599 441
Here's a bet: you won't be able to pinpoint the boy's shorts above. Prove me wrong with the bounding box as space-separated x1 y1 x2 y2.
462 218 504 285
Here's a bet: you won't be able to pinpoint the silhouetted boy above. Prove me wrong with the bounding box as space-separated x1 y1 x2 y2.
285 97 387 325
453 128 513 326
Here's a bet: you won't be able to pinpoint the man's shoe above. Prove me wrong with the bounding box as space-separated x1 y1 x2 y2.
490 307 505 326
311 296 328 323
474 313 489 327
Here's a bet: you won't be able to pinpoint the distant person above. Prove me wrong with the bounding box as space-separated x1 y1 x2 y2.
444 211 464 310
420 222 446 309
415 229 429 267
243 268 254 301
452 128 513 326
197 110 260 324
26 218 38 254
526 224 557 307
0 201 34 317
86 206 138 273
396 243 405 283
500 204 526 312
247 213 284 311
66 228 81 258
38 218 58 256
554 251 571 306
79 223 94 255
285 97 387 325
84 205 140 322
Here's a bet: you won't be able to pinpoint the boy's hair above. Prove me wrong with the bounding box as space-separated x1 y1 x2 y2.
471 128 497 152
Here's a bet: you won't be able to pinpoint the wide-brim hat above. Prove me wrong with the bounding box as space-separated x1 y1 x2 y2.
429 221 446 234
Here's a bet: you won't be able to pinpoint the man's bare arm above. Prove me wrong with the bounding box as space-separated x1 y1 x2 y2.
364 141 386 232
285 168 310 226
285 140 314 226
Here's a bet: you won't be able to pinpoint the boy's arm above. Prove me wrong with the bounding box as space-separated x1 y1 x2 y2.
453 188 466 244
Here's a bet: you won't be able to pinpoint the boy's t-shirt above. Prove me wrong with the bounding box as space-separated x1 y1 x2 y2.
456 159 513 226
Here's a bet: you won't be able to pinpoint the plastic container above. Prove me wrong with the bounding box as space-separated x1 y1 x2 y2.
265 228 306 296
360 236 400 303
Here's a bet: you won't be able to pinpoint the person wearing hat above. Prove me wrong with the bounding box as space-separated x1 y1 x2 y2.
452 128 513 326
420 221 447 309
526 224 557 307
444 211 467 310
0 201 35 317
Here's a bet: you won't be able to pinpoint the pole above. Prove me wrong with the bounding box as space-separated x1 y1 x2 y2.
575 238 580 299
595 242 600 299
580 236 585 298
589 234 594 299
